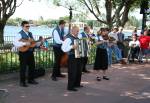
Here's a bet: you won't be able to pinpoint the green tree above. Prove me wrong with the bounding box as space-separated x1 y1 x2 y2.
52 0 148 29
0 0 23 43
78 0 148 29
128 16 141 28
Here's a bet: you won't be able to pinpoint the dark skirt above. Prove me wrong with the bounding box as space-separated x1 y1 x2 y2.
94 48 108 70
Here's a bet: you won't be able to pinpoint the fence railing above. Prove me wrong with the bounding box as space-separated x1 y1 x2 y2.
0 35 96 73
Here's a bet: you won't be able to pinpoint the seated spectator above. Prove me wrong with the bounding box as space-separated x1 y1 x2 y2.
129 35 140 62
36 36 49 51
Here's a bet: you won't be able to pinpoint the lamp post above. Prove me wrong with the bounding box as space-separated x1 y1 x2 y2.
69 6 73 33
140 0 149 33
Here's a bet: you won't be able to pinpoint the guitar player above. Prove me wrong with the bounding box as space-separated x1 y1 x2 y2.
13 21 38 87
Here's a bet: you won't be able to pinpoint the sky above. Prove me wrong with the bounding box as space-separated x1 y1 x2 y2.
12 0 69 20
11 0 143 20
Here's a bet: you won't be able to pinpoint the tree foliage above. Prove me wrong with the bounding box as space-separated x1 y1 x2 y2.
78 0 147 29
0 0 23 43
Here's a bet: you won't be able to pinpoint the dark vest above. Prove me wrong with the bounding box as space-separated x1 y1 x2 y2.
66 34 79 57
81 32 89 56
19 30 34 52
52 26 64 47
81 32 88 38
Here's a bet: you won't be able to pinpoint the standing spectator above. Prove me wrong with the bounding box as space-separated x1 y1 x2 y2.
117 27 125 58
132 27 138 35
139 30 150 62
108 27 125 64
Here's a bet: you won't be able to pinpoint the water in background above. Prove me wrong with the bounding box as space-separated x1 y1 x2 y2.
4 26 141 42
4 26 53 36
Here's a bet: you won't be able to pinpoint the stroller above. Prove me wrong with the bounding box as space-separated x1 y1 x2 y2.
126 46 142 64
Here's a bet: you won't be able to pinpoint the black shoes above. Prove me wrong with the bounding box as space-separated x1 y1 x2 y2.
75 85 84 88
28 80 39 85
67 88 78 92
51 74 65 81
96 77 101 81
20 80 38 87
82 70 90 73
57 74 66 78
51 76 58 81
103 76 110 80
96 76 110 81
20 82 28 87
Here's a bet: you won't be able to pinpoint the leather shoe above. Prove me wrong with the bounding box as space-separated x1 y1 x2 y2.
57 74 66 78
96 77 101 81
82 70 90 73
75 85 84 88
20 82 28 87
28 80 38 84
103 76 110 80
67 88 78 91
51 76 58 81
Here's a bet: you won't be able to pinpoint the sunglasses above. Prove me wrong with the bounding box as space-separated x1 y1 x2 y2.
25 26 30 28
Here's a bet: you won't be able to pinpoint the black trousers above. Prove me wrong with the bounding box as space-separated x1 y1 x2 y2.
131 46 140 60
67 56 82 89
19 51 35 83
81 57 88 72
52 46 64 77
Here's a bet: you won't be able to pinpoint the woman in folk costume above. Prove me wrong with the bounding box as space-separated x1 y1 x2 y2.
94 28 110 81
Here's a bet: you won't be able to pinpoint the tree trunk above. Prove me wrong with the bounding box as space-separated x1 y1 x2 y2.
105 0 112 29
0 24 5 44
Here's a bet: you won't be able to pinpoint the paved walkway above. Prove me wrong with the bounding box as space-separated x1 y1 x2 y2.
0 63 150 103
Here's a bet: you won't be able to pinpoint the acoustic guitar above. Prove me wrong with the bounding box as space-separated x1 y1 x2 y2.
19 37 52 52
19 39 36 52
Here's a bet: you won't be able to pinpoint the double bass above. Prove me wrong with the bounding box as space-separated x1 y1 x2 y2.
60 53 68 67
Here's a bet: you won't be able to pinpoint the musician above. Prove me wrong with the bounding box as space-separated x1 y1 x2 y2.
13 21 38 87
61 26 82 91
78 26 91 73
94 28 109 81
51 20 66 81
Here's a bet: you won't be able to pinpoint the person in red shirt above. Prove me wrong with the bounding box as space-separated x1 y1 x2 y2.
139 30 150 61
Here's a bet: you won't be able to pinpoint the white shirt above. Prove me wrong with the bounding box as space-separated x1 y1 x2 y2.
61 38 73 52
53 27 68 44
13 31 30 48
53 29 63 44
109 32 118 41
129 40 140 47
61 34 77 52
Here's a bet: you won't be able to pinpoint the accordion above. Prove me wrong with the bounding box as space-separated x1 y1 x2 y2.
74 39 89 58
